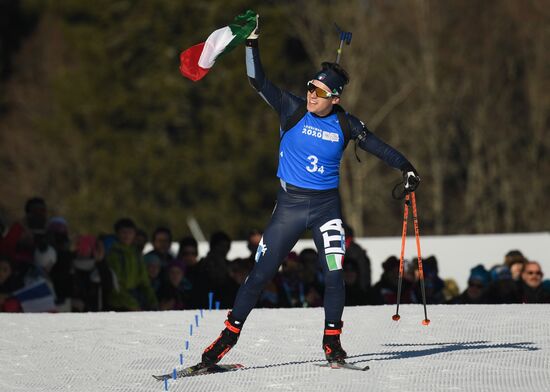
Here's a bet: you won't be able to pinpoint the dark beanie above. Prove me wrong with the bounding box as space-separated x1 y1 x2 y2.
312 62 349 96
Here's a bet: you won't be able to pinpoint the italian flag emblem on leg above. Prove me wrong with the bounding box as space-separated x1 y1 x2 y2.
179 10 257 81
326 254 344 271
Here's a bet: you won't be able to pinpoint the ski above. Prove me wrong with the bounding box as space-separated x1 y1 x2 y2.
152 363 244 381
314 361 369 371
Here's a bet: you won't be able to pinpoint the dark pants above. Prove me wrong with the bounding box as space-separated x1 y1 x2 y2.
232 185 346 323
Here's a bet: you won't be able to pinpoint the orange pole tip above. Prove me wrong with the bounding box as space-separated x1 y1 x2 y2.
392 315 401 321
422 319 431 326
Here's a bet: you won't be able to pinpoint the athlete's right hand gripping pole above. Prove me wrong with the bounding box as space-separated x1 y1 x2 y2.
411 192 430 326
334 23 352 64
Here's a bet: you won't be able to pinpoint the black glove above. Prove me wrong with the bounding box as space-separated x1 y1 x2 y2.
401 163 420 193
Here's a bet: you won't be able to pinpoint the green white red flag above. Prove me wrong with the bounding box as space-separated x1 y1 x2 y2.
179 10 257 82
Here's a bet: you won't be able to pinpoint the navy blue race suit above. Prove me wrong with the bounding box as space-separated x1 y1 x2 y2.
230 39 415 324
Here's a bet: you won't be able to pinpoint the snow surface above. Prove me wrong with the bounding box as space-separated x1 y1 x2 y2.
1 305 549 391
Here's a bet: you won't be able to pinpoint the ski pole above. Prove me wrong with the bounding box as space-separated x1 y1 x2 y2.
334 23 352 64
411 192 430 325
392 193 410 321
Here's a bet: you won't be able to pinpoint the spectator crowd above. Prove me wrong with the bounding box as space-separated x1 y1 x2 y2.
1 197 549 313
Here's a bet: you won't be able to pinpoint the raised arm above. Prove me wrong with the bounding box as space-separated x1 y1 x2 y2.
245 40 283 112
245 40 304 121
244 15 304 125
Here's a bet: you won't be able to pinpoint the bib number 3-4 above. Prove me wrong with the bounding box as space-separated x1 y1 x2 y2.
306 155 324 174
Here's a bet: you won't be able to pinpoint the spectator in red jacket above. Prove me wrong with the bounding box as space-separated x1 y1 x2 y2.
0 257 24 312
0 197 47 264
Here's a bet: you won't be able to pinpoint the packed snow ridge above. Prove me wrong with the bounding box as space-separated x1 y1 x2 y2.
1 304 548 392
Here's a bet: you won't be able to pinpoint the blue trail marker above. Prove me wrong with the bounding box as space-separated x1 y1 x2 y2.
215 301 220 310
208 292 214 311
185 340 189 350
195 314 199 327
180 353 183 365
164 378 168 390
172 368 177 380
200 309 204 318
190 324 193 336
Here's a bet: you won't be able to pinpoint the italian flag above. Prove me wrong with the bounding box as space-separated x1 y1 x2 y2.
179 10 257 82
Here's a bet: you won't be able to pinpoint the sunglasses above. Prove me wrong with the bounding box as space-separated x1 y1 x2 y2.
306 81 337 99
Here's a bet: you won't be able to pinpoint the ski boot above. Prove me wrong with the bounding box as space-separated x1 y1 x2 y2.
201 312 244 365
322 320 347 363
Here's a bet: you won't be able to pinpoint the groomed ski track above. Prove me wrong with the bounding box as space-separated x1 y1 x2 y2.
1 305 548 391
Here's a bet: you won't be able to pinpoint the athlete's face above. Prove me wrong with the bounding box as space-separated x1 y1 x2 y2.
306 80 340 116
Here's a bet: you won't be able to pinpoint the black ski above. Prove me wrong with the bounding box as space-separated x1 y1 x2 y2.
152 363 244 381
314 361 370 371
